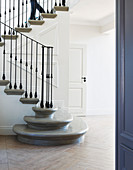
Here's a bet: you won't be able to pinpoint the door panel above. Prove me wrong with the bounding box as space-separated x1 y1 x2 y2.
69 44 87 115
116 0 133 169
120 145 133 170
69 49 82 83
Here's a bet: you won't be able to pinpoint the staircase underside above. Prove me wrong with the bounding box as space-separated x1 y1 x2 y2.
13 117 88 146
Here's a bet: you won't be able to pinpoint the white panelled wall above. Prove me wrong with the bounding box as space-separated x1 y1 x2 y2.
70 24 115 115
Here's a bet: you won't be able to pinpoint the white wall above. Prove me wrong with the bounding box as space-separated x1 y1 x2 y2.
70 24 115 115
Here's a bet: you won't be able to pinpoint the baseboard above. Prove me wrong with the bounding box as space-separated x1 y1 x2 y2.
0 126 15 135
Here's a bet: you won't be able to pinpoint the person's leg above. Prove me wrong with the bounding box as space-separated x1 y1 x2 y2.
36 2 45 13
30 0 36 19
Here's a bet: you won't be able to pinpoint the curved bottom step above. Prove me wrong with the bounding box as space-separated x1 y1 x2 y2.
24 110 73 130
13 117 88 146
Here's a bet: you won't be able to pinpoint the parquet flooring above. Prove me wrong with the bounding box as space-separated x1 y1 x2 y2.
0 115 115 170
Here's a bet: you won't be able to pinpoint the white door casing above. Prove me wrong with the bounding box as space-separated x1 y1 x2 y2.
69 44 87 115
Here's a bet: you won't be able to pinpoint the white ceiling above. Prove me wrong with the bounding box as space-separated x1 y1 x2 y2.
70 0 115 26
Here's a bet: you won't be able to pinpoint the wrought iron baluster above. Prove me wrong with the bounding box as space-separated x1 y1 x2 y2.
40 46 44 108
55 0 57 6
9 28 13 89
46 47 50 108
18 0 20 27
14 31 18 89
59 0 61 6
25 37 28 98
4 0 7 34
51 0 53 14
25 0 28 27
47 0 49 13
30 40 33 98
21 0 24 27
2 27 6 80
35 42 38 98
8 0 11 34
0 0 2 42
50 48 53 108
13 0 15 34
20 34 23 89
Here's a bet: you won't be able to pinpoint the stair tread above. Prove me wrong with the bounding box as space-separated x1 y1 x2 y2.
20 98 39 104
13 117 88 137
15 27 32 33
4 89 24 95
0 80 10 86
28 20 45 25
54 6 69 11
41 13 57 18
0 42 5 47
2 35 19 40
32 107 58 113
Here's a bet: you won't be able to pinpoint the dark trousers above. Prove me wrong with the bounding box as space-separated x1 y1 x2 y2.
30 0 45 19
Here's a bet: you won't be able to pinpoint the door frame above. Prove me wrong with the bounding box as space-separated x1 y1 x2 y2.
69 43 87 116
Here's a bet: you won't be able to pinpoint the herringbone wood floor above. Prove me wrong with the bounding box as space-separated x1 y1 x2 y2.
0 115 114 170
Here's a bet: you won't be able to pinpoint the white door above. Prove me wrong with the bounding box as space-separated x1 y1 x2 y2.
69 44 87 116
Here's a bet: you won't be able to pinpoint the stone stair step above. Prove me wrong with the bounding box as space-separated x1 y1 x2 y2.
0 80 10 86
0 42 5 47
41 13 57 19
15 27 32 33
13 117 88 146
4 89 24 95
20 98 39 104
32 107 58 118
28 20 45 25
54 6 69 11
2 35 19 40
24 110 73 130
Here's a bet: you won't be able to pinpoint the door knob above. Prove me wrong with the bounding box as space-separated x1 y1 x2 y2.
81 77 86 82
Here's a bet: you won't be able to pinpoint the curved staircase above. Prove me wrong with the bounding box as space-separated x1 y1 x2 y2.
0 0 88 145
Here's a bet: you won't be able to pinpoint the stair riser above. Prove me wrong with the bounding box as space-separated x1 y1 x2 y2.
35 113 54 118
20 99 39 105
32 107 58 118
27 122 70 130
17 134 85 146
